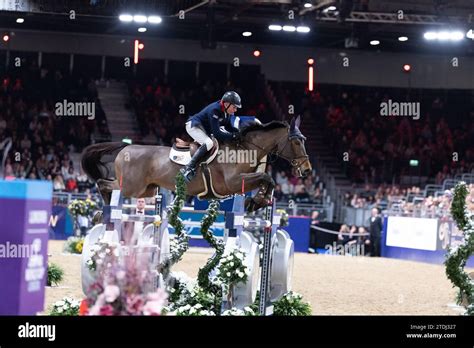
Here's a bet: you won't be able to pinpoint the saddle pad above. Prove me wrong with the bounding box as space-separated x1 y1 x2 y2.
169 141 220 166
169 147 192 165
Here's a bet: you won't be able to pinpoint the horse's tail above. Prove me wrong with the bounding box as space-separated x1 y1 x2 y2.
81 142 130 182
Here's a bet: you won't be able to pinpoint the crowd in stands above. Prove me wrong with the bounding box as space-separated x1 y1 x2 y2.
341 182 474 218
127 73 273 145
325 93 474 184
272 167 326 204
0 59 109 193
277 83 474 185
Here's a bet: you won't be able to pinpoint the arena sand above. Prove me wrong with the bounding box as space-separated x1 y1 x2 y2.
45 240 471 315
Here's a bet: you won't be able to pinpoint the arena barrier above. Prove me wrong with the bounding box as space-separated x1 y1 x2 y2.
382 215 474 267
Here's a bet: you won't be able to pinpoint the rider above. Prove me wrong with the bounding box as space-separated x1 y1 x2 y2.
180 91 242 183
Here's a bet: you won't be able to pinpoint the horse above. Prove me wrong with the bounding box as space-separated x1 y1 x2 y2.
81 116 312 212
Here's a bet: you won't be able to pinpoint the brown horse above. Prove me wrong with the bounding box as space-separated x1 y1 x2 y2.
81 116 312 212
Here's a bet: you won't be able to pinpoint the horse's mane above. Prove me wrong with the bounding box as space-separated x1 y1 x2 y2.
241 120 288 136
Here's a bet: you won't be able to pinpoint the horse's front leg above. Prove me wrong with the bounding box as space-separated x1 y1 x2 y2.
226 172 275 212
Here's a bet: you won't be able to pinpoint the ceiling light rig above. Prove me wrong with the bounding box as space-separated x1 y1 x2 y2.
119 14 162 24
268 25 311 34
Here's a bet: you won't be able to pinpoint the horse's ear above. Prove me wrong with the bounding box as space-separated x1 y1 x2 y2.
295 115 301 128
290 117 295 131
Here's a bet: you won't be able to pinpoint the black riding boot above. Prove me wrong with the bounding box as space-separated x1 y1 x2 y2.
180 144 209 183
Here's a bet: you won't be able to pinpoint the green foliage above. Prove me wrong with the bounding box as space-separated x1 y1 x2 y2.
445 182 474 315
197 200 224 308
68 198 97 218
47 262 64 286
49 297 80 316
63 236 84 254
160 173 190 279
273 291 312 316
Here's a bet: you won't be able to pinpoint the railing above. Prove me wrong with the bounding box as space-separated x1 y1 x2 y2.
340 207 372 227
53 192 103 206
53 191 333 221
275 202 334 222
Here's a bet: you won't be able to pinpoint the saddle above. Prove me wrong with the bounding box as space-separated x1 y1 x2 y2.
169 138 219 166
169 138 224 200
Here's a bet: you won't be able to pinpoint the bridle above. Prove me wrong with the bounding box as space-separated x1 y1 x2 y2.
241 129 309 176
273 133 310 177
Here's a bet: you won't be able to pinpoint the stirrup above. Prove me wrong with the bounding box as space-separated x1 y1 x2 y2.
180 167 196 183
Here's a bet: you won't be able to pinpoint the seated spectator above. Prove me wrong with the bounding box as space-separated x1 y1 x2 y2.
76 168 92 192
313 187 323 204
274 184 284 202
65 177 78 192
337 224 350 244
295 186 310 203
358 226 371 256
53 175 66 191
276 170 289 186
64 166 77 181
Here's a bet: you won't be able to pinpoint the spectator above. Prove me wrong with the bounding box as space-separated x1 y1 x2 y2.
53 175 66 191
274 184 284 201
368 207 383 257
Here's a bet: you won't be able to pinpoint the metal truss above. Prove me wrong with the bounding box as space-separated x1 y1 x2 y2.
316 11 468 25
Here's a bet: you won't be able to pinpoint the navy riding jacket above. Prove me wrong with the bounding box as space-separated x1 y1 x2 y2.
187 101 236 142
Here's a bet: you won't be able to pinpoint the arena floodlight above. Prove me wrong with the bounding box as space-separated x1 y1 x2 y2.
449 31 464 41
283 25 296 32
297 26 311 33
323 5 337 13
398 36 408 42
16 18 24 24
269 25 282 31
304 2 312 8
467 29 474 39
138 27 147 32
370 40 380 46
242 31 252 37
424 30 465 41
133 15 147 23
423 31 436 40
147 16 162 24
437 31 450 40
119 14 133 22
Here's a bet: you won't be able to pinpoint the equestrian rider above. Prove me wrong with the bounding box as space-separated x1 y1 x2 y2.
180 91 242 183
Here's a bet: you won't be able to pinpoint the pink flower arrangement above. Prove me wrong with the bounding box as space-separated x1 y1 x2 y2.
84 243 168 316
142 291 168 316
125 294 145 314
104 285 120 303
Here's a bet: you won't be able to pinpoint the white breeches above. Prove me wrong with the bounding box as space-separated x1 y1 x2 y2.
185 121 214 151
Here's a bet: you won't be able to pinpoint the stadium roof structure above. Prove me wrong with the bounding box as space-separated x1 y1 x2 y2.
0 0 474 54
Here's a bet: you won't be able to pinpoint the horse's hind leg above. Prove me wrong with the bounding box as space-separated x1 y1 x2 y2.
97 178 120 205
92 179 120 224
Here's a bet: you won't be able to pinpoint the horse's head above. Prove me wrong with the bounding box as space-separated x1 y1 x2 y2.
276 116 312 177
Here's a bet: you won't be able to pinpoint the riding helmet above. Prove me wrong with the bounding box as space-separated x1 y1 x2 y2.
221 91 242 108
